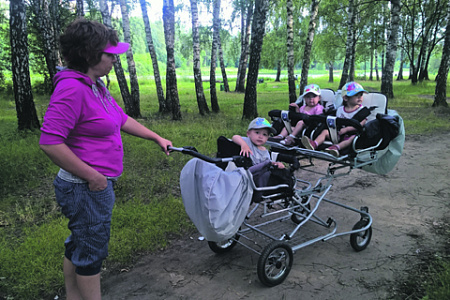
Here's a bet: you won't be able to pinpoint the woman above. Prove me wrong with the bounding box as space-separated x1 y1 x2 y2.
39 18 172 299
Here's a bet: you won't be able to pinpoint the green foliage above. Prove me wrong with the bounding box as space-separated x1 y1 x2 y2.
422 259 450 300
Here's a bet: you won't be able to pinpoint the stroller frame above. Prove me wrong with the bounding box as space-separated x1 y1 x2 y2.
170 142 373 287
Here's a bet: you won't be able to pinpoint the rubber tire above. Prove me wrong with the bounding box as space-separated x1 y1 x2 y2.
350 220 372 252
257 241 294 287
291 203 311 224
208 235 239 254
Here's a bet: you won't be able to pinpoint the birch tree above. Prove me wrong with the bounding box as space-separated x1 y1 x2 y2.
433 0 450 107
236 0 253 93
339 0 355 89
299 0 320 94
243 0 269 119
29 0 60 89
217 36 230 92
286 0 296 103
10 0 40 130
381 0 401 100
189 0 209 115
209 0 221 113
99 0 132 113
163 0 181 120
120 0 141 118
140 0 167 113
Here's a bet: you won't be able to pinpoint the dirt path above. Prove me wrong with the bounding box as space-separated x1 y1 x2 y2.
101 132 450 300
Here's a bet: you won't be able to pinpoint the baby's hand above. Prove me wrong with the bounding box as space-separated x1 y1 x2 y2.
272 161 285 169
240 145 252 157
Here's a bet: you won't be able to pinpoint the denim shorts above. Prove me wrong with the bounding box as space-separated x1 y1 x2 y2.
54 176 116 276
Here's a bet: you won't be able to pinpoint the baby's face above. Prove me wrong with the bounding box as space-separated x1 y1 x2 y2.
247 128 270 146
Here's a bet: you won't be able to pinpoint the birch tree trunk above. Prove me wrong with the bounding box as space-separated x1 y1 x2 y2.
299 0 320 94
243 0 269 119
99 0 131 113
163 0 181 120
236 1 253 93
433 0 450 107
286 0 296 103
76 0 84 16
217 37 230 92
397 48 404 80
30 0 59 89
209 0 221 113
276 60 281 82
381 0 401 100
140 0 167 113
120 0 141 118
10 0 40 130
328 62 334 82
339 0 355 89
189 0 209 115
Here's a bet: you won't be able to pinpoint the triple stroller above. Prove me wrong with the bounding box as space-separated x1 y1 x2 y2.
170 90 405 287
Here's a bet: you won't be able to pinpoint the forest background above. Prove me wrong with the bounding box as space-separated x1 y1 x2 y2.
1 0 450 299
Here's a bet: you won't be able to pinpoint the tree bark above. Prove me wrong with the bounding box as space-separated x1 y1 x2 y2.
339 0 355 89
243 0 269 119
10 0 40 130
276 60 281 82
76 0 84 16
30 0 60 90
328 62 334 83
433 0 450 107
140 0 167 113
236 1 253 93
381 0 401 100
286 0 296 103
120 0 141 118
189 0 209 115
209 0 221 113
163 0 181 120
299 0 320 95
99 0 132 114
396 48 404 80
217 36 230 92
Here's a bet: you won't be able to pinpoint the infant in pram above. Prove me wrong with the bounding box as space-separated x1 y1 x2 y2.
229 117 298 202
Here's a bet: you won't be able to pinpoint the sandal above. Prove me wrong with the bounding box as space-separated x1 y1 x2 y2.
268 134 284 142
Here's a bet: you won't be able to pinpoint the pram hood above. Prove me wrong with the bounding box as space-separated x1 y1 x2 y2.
180 158 253 242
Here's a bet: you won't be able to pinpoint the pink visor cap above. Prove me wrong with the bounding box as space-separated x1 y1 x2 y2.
103 42 130 54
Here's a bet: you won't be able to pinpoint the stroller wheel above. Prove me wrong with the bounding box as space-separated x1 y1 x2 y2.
208 234 239 254
350 220 372 251
290 203 311 224
257 241 293 287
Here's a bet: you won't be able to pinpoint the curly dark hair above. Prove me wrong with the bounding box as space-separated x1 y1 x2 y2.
60 18 119 73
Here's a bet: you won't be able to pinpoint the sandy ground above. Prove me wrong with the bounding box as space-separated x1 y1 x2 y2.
101 132 450 300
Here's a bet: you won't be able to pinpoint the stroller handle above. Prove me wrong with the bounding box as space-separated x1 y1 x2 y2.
168 146 252 168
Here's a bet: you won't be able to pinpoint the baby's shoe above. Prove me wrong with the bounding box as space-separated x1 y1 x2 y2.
269 134 284 142
323 145 340 157
301 136 317 150
281 135 296 146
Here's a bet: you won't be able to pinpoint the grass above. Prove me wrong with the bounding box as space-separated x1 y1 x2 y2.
1 74 450 299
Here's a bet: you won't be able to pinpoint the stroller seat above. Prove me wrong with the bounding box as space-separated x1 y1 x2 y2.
216 136 299 202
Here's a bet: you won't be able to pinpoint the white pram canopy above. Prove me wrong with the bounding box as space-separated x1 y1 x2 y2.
180 158 253 242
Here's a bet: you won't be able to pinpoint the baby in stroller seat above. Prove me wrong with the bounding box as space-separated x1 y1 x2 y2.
228 117 298 202
301 82 369 157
